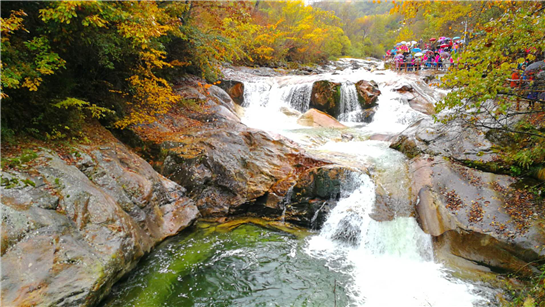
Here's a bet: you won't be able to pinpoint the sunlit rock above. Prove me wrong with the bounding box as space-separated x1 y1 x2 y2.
297 109 347 128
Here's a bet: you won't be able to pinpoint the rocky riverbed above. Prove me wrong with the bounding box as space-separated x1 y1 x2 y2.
2 59 544 306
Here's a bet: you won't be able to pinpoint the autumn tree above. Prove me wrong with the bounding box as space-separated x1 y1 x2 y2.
0 1 254 138
395 1 545 178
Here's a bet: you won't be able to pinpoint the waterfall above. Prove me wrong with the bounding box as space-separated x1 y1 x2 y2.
338 82 363 122
242 81 271 107
107 60 496 307
307 173 485 307
280 186 295 224
276 82 313 113
242 80 312 113
241 80 314 132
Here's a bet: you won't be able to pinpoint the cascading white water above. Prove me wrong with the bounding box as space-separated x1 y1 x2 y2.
359 84 426 134
242 80 313 112
280 83 313 113
241 80 314 131
338 82 363 122
307 173 486 307
242 81 271 107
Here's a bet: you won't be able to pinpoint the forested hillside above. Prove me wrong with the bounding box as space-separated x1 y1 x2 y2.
1 1 351 140
313 1 399 58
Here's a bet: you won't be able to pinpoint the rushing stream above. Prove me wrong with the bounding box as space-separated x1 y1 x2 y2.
102 59 497 306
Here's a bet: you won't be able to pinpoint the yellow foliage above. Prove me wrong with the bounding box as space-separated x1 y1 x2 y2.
22 77 41 91
0 9 27 38
115 69 180 129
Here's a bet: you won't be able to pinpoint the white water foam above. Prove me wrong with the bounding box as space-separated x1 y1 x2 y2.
338 82 363 122
306 174 487 307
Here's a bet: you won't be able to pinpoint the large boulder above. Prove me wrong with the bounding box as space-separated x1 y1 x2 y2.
297 109 347 128
1 125 199 307
285 165 363 228
310 80 342 117
390 118 496 164
410 157 545 276
217 80 245 106
355 80 381 109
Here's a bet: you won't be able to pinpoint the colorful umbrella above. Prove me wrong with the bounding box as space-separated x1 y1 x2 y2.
440 44 449 48
439 36 446 40
412 48 422 53
429 38 436 41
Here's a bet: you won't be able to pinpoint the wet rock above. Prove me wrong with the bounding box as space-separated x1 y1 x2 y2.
360 108 377 124
297 109 347 128
285 165 363 228
310 80 342 117
410 157 545 276
355 80 381 109
175 85 207 101
390 118 495 163
280 106 302 118
331 213 363 246
207 85 237 114
341 133 354 141
369 134 394 142
1 127 199 307
394 83 414 93
405 93 435 115
159 128 308 216
217 80 245 106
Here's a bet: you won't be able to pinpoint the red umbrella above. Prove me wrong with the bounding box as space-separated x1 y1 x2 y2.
440 44 449 48
429 38 436 42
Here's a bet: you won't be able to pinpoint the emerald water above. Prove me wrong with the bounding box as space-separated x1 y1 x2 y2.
101 220 351 307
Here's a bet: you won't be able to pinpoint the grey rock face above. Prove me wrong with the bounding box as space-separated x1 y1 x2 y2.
1 132 199 307
409 157 545 276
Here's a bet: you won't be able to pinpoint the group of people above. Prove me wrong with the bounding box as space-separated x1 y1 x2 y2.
384 37 463 71
510 58 545 109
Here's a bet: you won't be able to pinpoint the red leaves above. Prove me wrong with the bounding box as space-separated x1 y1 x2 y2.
442 188 464 211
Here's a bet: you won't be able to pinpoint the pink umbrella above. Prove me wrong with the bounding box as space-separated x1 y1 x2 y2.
429 38 436 42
